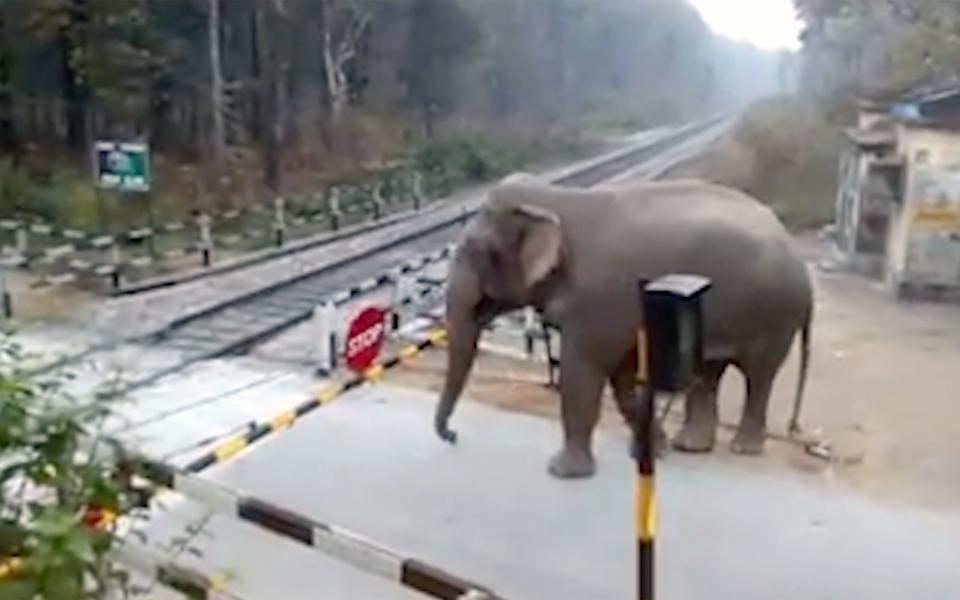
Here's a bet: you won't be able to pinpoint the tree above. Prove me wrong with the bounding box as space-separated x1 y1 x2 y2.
27 0 95 151
321 0 374 126
795 0 960 105
0 0 782 223
0 8 17 156
402 0 479 136
207 0 225 168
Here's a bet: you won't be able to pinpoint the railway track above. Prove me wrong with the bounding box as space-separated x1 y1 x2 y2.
40 116 729 394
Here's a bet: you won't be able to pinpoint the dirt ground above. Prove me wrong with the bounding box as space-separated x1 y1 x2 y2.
389 234 960 517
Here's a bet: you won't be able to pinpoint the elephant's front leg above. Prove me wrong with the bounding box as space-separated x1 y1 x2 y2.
548 342 605 479
608 349 668 455
673 361 727 453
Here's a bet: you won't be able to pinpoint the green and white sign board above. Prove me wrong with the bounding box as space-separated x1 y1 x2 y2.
94 141 151 192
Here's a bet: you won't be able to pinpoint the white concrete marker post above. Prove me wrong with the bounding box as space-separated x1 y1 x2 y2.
391 270 416 332
412 171 424 211
197 212 213 267
372 182 385 220
14 226 27 256
273 196 287 247
523 306 538 358
315 300 339 376
329 187 342 231
109 237 123 290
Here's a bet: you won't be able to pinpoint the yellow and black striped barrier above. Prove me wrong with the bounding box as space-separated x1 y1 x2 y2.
635 328 656 600
634 274 711 600
183 327 448 474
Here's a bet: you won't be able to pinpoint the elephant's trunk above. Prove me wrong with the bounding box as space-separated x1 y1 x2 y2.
435 261 483 445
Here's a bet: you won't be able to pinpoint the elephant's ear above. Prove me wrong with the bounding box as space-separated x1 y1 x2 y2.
515 204 562 289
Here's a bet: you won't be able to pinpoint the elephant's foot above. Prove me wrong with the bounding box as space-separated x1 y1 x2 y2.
548 447 596 479
672 422 716 453
730 428 766 455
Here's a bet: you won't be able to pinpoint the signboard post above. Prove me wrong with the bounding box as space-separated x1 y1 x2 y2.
345 305 388 373
92 141 153 281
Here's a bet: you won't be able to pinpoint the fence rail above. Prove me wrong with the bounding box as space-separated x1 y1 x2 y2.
0 165 439 293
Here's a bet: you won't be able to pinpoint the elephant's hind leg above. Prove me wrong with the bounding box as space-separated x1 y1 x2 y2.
549 344 605 479
673 361 727 453
731 336 793 455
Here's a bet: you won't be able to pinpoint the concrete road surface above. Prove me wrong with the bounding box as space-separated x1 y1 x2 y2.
162 384 960 600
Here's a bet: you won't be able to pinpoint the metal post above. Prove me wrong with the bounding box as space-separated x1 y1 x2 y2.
273 196 286 247
315 300 338 376
635 327 655 600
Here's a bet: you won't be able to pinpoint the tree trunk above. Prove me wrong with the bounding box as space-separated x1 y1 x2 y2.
321 0 346 127
60 0 89 153
247 1 262 143
0 13 18 157
208 0 226 168
257 2 281 192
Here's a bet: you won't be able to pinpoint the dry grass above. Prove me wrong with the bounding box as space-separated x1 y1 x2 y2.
667 96 842 229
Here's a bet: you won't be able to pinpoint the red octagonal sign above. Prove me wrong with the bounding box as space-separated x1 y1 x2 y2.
345 305 388 373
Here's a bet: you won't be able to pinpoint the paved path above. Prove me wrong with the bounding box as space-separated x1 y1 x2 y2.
139 383 960 600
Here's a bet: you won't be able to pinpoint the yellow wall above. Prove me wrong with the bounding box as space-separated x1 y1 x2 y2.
897 126 960 169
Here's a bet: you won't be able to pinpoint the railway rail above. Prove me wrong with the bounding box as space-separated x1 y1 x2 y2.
37 116 730 394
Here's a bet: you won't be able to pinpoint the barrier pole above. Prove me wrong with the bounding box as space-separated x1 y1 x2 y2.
635 328 655 600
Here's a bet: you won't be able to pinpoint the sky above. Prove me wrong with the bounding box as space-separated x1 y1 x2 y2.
687 0 803 50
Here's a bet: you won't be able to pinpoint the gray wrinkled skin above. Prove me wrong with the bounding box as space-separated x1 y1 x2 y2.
435 177 813 479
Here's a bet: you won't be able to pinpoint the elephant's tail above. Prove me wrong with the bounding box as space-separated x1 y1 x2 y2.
788 316 811 436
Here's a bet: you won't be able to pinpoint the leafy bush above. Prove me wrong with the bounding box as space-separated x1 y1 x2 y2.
414 136 522 192
0 335 136 599
0 162 102 230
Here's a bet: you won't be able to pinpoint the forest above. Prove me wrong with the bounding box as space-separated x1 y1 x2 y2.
0 0 782 230
683 0 960 230
796 0 960 112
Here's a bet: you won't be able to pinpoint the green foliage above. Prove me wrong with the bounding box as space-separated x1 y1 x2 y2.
0 334 134 599
796 0 960 110
414 135 521 192
0 160 101 229
402 0 482 127
0 0 782 215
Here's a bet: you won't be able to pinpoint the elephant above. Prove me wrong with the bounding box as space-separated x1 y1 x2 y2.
434 176 813 479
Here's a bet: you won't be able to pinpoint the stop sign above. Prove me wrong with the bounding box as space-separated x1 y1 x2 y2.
345 305 388 372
